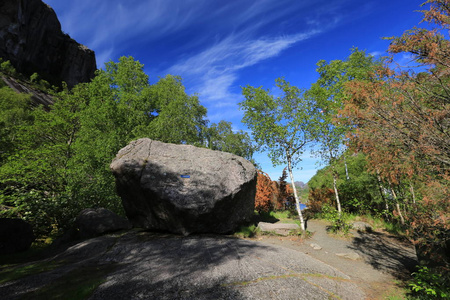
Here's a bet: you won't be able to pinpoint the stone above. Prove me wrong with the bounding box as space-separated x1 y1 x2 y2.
336 252 361 260
0 0 96 88
75 208 131 239
0 218 35 255
310 243 322 250
110 138 257 235
257 222 301 236
352 221 372 232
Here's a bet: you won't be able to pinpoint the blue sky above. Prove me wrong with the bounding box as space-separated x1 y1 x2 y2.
45 0 424 183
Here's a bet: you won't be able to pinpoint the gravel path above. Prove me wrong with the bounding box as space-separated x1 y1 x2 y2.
253 219 418 299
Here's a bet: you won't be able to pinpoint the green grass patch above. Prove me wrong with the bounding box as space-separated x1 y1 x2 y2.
234 224 258 238
257 210 300 223
19 264 118 300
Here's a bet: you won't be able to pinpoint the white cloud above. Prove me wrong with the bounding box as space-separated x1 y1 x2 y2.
168 30 321 104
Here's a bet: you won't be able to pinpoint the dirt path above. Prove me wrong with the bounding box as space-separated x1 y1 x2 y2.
250 219 418 299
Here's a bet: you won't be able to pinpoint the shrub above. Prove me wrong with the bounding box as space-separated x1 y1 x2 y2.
321 204 353 235
409 265 449 299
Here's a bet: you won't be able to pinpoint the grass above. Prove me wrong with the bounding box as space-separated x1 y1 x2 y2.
234 210 309 238
344 213 407 236
234 224 258 238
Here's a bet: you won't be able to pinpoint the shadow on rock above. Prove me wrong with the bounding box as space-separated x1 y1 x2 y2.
2 230 365 299
348 230 417 280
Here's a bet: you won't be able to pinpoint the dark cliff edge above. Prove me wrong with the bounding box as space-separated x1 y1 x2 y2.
0 0 97 88
1 75 54 109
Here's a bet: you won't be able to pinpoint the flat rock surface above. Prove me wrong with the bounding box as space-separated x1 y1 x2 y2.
257 222 300 236
1 230 364 300
253 219 418 299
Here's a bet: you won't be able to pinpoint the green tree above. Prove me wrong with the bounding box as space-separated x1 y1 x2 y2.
309 48 378 214
0 86 33 163
68 57 155 212
240 78 321 230
0 83 87 234
145 75 207 145
206 120 255 160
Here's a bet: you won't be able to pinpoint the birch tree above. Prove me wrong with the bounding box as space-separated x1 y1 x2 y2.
308 48 378 214
240 78 320 230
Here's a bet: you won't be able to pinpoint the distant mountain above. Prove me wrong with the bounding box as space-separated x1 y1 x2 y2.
294 181 307 189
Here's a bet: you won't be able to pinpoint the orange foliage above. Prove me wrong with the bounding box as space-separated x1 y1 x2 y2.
308 187 334 214
341 0 449 269
255 170 275 212
255 170 293 212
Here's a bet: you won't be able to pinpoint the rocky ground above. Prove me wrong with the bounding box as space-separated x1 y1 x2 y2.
0 219 417 300
252 219 418 299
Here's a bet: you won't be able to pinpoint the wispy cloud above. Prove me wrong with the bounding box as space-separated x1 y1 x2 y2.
46 0 340 120
167 30 321 122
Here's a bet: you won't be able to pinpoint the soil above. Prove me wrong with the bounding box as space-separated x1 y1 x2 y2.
249 219 418 300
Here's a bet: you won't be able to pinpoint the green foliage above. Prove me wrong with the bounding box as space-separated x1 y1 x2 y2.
321 204 353 235
145 74 207 145
0 60 17 76
409 266 449 299
206 120 255 161
240 77 323 229
0 55 254 237
308 152 384 215
0 86 33 163
29 72 39 83
234 224 258 238
240 77 320 167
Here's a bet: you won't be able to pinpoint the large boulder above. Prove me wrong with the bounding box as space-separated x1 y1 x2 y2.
110 138 257 235
0 218 35 255
75 208 131 239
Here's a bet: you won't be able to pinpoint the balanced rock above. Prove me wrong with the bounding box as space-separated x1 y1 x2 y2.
75 208 131 239
110 138 257 235
0 218 35 255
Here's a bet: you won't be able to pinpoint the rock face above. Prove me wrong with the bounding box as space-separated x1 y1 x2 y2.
110 138 257 235
75 208 131 239
257 222 300 236
0 0 96 88
0 218 35 254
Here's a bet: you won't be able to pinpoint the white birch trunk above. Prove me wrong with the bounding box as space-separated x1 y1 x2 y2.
332 171 342 214
410 182 416 204
343 155 349 180
287 154 305 231
390 184 405 225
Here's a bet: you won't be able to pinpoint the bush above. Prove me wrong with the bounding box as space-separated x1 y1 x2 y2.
409 265 449 299
321 204 353 235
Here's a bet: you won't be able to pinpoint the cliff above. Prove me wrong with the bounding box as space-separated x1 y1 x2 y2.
0 0 97 88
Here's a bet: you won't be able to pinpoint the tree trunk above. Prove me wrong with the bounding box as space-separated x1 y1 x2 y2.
376 170 390 220
409 181 416 204
343 154 350 180
287 153 305 231
390 183 405 225
332 170 342 214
